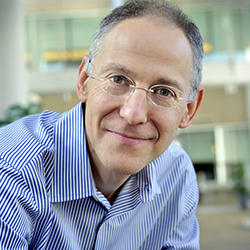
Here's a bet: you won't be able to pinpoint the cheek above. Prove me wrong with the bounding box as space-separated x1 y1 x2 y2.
86 82 123 111
159 122 178 144
86 84 105 102
154 108 184 149
84 88 106 139
85 88 121 135
85 84 108 116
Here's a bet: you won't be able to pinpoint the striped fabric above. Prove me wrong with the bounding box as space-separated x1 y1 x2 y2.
0 102 200 249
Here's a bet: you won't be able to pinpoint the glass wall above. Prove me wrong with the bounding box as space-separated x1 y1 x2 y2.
25 14 105 71
185 4 250 61
24 2 250 72
176 125 250 191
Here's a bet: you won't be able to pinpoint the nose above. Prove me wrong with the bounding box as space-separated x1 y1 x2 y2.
119 89 149 125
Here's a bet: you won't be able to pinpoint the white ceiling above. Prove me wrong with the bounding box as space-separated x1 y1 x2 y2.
23 0 250 13
24 0 112 13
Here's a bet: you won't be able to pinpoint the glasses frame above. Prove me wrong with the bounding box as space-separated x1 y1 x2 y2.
85 61 194 109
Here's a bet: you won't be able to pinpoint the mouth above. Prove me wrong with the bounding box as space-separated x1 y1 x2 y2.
107 130 151 145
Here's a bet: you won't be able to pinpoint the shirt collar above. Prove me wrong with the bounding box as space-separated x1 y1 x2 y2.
137 160 161 203
50 102 96 203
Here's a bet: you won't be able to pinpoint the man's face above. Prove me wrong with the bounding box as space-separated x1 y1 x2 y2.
77 17 201 179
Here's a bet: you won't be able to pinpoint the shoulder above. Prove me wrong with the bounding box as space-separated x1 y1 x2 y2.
0 110 61 170
155 142 194 176
167 142 192 162
151 142 197 197
0 110 62 236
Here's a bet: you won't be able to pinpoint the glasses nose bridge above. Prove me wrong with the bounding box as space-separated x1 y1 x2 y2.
131 85 149 93
128 84 153 105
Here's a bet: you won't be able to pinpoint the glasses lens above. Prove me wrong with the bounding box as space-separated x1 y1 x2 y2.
103 75 132 96
149 85 178 107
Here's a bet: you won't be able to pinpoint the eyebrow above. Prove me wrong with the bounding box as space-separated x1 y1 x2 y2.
99 62 183 92
99 62 136 77
153 78 185 94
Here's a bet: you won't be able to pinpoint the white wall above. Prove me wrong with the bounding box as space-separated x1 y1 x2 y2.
0 0 28 111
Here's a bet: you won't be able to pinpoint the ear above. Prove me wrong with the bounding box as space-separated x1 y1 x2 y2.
77 55 89 102
179 86 203 128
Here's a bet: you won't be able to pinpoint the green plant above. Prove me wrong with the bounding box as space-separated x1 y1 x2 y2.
231 163 249 210
232 163 248 194
0 103 42 127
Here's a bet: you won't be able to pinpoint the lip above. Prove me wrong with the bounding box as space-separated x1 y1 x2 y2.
107 130 149 145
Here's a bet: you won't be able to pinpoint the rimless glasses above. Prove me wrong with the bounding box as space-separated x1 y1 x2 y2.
85 61 193 109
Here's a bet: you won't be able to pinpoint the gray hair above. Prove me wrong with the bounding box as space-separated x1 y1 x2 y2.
88 0 204 99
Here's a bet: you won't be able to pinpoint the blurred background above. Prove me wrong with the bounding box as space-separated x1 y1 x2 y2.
0 0 250 249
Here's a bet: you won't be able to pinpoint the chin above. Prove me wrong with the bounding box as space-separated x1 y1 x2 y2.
105 156 148 176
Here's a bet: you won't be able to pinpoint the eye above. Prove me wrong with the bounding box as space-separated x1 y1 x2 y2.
109 75 130 85
152 86 177 98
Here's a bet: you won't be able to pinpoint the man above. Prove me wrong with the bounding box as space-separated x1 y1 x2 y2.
0 0 203 249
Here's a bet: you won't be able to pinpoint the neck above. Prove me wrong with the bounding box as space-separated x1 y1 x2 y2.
92 167 130 204
102 183 125 204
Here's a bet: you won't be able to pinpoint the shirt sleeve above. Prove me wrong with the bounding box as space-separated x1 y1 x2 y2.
164 207 200 250
0 162 32 249
163 162 200 250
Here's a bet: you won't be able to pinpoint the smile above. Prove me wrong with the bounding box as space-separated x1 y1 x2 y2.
107 130 149 145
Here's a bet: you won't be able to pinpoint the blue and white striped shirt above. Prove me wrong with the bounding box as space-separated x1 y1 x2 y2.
0 103 199 249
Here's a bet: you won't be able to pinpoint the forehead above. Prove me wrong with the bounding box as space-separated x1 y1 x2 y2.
93 17 193 92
